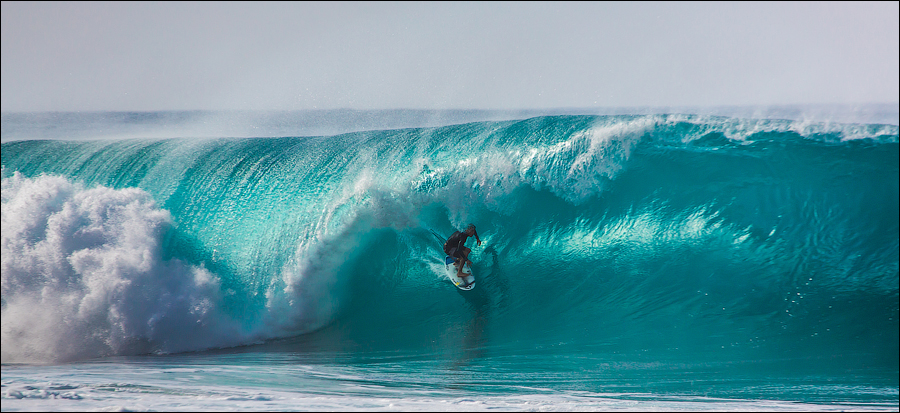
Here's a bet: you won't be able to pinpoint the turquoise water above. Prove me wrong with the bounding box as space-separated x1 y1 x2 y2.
1 110 897 410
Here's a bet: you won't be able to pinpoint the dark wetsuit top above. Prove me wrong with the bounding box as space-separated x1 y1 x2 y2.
444 230 476 259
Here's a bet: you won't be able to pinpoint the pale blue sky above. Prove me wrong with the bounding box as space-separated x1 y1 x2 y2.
2 1 898 111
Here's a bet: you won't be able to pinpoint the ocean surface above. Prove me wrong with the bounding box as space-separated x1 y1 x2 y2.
2 107 898 411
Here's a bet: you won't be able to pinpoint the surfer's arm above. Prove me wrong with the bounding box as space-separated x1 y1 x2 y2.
475 230 481 246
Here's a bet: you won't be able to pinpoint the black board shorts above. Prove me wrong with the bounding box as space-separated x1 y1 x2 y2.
446 246 464 260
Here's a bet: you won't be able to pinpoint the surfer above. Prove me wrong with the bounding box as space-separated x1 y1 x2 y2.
443 224 482 278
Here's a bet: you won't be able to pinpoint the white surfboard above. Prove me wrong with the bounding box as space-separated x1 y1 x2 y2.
444 256 475 290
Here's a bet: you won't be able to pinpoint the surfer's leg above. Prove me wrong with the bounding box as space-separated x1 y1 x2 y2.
462 247 472 266
448 247 461 269
454 250 466 277
454 249 470 278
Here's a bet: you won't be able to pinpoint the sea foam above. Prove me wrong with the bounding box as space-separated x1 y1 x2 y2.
1 172 245 362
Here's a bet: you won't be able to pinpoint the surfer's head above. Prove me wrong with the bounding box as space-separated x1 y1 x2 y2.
465 224 476 235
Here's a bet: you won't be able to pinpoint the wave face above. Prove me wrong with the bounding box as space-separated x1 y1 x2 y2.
1 114 898 367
